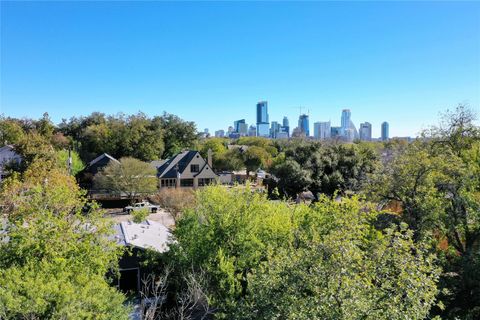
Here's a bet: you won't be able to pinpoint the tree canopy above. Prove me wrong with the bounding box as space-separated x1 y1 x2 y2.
0 162 129 319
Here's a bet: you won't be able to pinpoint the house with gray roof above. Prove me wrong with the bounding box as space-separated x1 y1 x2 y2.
156 150 218 189
0 145 22 182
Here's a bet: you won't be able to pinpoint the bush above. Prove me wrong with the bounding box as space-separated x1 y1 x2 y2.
131 208 149 223
149 188 196 220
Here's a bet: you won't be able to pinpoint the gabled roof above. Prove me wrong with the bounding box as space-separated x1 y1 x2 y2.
87 153 119 168
157 150 200 179
150 159 168 169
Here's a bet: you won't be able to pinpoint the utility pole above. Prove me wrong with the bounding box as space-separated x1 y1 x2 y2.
67 147 72 175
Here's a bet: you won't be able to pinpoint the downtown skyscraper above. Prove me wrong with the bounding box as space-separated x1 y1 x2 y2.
359 122 372 141
256 101 270 137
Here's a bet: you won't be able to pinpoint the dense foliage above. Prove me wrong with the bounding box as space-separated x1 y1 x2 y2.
165 186 440 319
0 161 129 319
94 156 158 201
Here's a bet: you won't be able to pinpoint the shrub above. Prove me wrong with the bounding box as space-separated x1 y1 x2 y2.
149 188 196 220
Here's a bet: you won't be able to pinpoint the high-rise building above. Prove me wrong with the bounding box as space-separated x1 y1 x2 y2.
256 101 270 137
270 121 281 139
331 126 342 138
381 122 389 141
314 121 331 140
341 109 351 134
234 119 248 136
248 125 257 137
298 114 310 137
340 109 358 141
215 130 225 138
359 122 372 141
282 116 290 137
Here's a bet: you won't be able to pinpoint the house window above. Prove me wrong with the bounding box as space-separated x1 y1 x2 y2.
161 179 176 188
190 164 200 173
180 179 194 187
198 178 214 187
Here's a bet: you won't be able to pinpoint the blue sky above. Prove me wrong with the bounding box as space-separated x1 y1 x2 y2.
1 1 479 138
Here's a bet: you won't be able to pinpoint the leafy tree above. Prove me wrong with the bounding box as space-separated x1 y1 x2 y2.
56 149 85 176
0 117 25 145
369 104 480 319
169 186 440 318
242 146 271 176
13 132 57 173
271 142 378 199
199 137 228 159
94 157 158 202
0 162 129 319
155 113 197 158
213 148 245 172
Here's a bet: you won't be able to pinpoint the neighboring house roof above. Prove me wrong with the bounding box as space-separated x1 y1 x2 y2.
113 220 172 253
82 153 120 175
150 159 168 169
157 150 219 179
88 153 120 167
0 145 15 153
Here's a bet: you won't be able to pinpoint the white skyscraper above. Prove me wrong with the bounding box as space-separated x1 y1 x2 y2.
314 121 331 140
359 122 372 141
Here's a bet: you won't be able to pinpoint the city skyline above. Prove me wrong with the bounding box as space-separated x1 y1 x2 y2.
217 103 391 140
1 1 479 138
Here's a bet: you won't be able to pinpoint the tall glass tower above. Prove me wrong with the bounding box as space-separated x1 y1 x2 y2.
341 109 351 133
282 116 290 136
298 114 310 137
256 101 270 137
381 122 389 141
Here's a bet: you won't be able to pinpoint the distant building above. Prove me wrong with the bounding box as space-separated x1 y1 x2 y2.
314 121 331 140
270 121 281 139
359 122 372 141
248 125 257 137
256 101 270 137
234 119 248 136
227 126 234 134
330 126 342 138
157 150 218 189
282 116 290 137
277 131 289 139
381 122 389 141
78 153 120 190
298 114 310 137
215 130 225 138
341 109 351 135
0 145 22 182
340 109 358 141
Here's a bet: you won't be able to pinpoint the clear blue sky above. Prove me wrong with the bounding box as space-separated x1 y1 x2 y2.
1 1 479 138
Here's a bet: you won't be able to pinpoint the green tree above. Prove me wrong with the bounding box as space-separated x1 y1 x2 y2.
199 137 228 159
271 142 378 199
56 149 85 176
169 186 440 318
242 146 271 176
0 162 129 319
156 113 197 158
0 117 25 145
214 148 245 172
94 157 158 202
369 104 480 319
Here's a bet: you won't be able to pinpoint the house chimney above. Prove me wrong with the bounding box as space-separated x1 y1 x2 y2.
207 148 213 168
